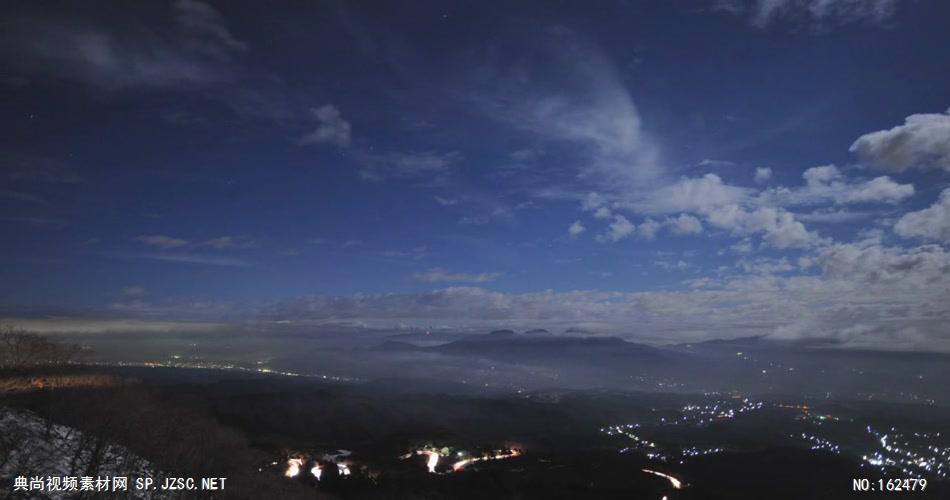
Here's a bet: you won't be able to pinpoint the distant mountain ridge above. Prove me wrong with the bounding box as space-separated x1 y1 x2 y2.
374 330 687 370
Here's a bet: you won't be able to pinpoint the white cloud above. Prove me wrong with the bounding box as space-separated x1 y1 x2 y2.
173 0 247 55
730 239 754 254
380 246 428 261
736 257 795 274
261 240 950 350
754 167 772 183
134 253 250 267
202 235 256 249
584 197 705 241
457 215 490 226
706 205 818 249
843 176 915 204
478 39 660 189
601 173 819 248
580 192 614 219
413 268 503 283
0 189 46 204
668 213 703 235
568 220 585 238
721 0 901 28
605 173 815 248
850 109 950 172
634 174 749 215
434 196 458 206
597 215 636 243
6 155 82 183
803 165 839 186
698 158 736 168
581 192 607 211
119 286 147 297
654 259 690 271
593 206 612 219
7 0 246 89
509 148 539 162
638 218 661 240
299 105 352 147
137 234 257 251
136 235 188 249
816 241 950 287
763 165 914 207
801 165 914 204
894 188 950 244
357 151 460 181
795 208 873 223
570 162 869 250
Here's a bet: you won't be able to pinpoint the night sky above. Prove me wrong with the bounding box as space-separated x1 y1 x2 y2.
2 0 949 350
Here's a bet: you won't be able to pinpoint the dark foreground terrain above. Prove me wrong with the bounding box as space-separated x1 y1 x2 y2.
2 365 948 499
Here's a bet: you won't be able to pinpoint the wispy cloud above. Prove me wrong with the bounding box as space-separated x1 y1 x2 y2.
475 35 660 190
413 268 503 283
202 235 256 249
298 104 352 147
137 234 256 250
356 150 461 181
0 216 66 226
5 0 246 89
136 235 188 249
119 285 147 297
260 240 950 350
134 253 250 267
697 158 736 168
380 246 428 261
433 196 458 206
794 208 875 224
568 220 585 238
715 0 900 28
5 155 81 183
0 189 47 204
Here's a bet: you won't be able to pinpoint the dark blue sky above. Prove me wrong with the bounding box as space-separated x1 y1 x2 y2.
2 0 950 350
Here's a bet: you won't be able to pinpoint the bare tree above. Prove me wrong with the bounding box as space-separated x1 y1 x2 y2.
0 324 82 369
